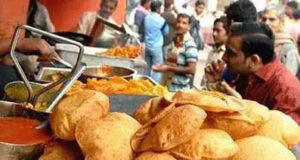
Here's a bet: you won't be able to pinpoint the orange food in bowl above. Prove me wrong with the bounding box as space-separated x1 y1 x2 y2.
0 117 52 145
85 77 168 96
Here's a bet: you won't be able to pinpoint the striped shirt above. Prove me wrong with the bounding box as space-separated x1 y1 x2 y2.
167 33 198 91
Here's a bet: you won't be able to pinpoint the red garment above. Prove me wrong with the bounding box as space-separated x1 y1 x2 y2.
243 59 300 124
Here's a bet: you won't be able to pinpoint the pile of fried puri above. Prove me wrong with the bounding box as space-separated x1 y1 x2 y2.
39 89 300 160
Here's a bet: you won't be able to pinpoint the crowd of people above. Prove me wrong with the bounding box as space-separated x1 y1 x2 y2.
127 0 300 124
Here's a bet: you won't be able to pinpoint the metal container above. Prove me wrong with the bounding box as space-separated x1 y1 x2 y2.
131 74 158 85
56 43 147 74
0 101 49 160
35 66 136 83
4 81 56 112
108 75 158 115
109 94 154 115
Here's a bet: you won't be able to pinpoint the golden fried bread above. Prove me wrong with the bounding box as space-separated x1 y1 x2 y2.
76 113 141 160
134 96 172 125
135 152 177 160
171 129 238 160
132 105 206 152
50 90 109 140
170 90 246 113
39 140 84 160
256 110 300 149
231 136 296 160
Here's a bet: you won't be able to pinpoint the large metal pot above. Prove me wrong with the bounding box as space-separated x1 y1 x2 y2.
0 100 50 160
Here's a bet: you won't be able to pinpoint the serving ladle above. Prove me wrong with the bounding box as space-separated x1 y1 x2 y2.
9 25 85 129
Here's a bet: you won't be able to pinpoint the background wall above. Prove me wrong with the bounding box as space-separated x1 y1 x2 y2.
0 0 126 37
39 0 127 32
0 0 29 38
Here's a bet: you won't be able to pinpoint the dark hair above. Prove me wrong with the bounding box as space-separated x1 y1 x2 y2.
226 0 257 23
293 9 300 19
230 22 275 64
165 0 174 8
214 16 228 28
287 1 298 10
101 0 118 7
141 0 151 6
151 0 162 12
177 13 192 24
195 1 205 7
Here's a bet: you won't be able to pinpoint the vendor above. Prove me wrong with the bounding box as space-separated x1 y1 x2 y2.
76 0 124 48
153 13 198 92
205 22 300 124
0 38 55 98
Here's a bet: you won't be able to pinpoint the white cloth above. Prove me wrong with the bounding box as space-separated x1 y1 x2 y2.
76 12 116 36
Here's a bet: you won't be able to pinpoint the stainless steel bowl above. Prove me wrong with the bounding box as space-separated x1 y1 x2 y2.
4 81 56 113
80 65 136 82
36 66 136 83
0 100 50 160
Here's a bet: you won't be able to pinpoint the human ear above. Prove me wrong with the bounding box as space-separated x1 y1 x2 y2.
248 55 261 71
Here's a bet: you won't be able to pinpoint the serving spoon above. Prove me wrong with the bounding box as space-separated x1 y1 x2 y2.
9 25 85 129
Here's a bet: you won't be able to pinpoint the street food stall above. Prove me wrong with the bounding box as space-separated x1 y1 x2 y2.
0 25 299 160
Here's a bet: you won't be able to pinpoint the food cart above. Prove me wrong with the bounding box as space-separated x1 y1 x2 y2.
0 25 299 160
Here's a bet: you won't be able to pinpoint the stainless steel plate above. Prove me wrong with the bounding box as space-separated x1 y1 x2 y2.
36 66 136 83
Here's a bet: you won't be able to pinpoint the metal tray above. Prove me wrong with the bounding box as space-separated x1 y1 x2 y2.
109 94 154 115
56 43 147 74
131 74 158 85
35 66 137 83
7 77 158 116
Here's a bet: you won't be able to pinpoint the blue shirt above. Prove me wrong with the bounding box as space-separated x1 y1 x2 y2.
144 12 169 50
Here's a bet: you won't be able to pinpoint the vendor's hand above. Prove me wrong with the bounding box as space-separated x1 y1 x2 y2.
220 81 242 99
152 64 170 73
17 38 55 62
205 60 226 83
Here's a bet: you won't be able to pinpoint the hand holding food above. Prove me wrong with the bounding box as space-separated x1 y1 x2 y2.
205 60 226 83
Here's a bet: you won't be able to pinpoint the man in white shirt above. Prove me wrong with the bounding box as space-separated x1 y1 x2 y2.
76 0 118 36
206 16 228 65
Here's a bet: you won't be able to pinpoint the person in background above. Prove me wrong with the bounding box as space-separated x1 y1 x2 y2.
225 0 257 30
126 0 141 26
144 0 169 83
153 13 198 91
76 0 118 36
285 1 298 22
26 0 55 37
22 0 55 77
194 1 206 23
284 1 300 43
194 0 214 46
205 22 300 124
134 0 151 40
218 0 258 87
206 16 228 65
200 16 228 87
162 0 177 56
190 12 204 51
262 4 300 79
77 0 139 48
0 38 55 98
